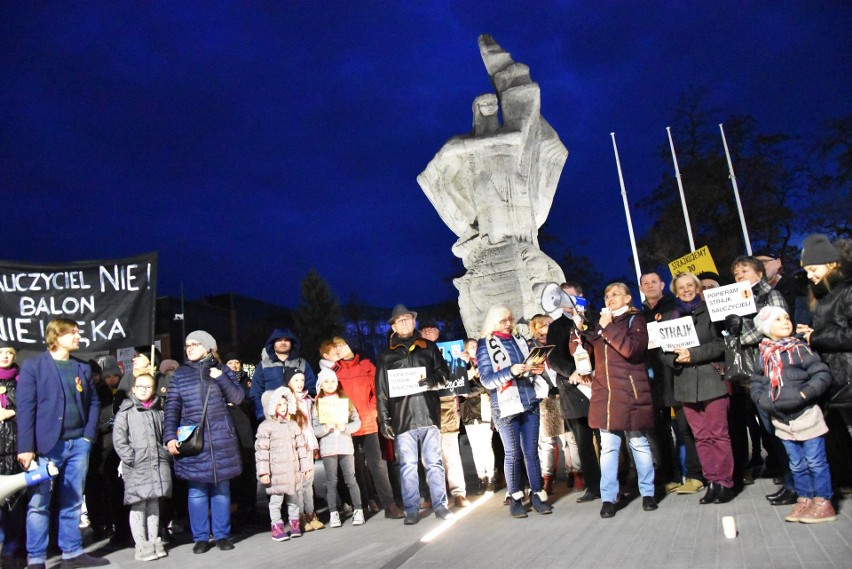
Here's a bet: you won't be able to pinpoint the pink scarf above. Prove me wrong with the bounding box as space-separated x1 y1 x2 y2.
0 365 19 408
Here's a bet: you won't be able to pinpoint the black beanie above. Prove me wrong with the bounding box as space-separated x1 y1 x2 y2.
800 234 840 266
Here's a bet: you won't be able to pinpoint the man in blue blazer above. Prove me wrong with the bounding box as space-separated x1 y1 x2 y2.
16 318 109 569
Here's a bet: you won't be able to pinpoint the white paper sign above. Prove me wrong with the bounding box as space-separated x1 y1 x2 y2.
387 367 427 398
704 281 757 322
647 316 701 352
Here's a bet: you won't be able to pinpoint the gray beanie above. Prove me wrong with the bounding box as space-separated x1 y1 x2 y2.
186 330 217 352
801 234 840 266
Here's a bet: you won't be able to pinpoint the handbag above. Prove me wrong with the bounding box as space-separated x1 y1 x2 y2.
497 380 524 418
722 333 754 385
176 384 212 458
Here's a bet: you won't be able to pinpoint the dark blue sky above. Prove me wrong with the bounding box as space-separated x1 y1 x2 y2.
2 2 850 309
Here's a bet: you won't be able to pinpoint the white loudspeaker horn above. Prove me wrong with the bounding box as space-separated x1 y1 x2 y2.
540 282 569 318
0 462 59 502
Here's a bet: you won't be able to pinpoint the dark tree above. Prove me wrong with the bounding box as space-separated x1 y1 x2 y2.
807 114 852 238
293 269 343 370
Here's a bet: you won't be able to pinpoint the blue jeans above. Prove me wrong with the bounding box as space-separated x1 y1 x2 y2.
395 426 447 513
187 480 231 542
26 438 91 564
600 430 655 503
497 410 542 496
782 437 833 500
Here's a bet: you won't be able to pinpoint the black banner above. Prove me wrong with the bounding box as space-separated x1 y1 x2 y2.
0 253 157 353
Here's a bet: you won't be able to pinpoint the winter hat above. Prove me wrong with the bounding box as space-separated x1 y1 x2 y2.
755 306 788 337
186 330 217 353
388 304 417 325
800 234 840 266
101 357 122 378
282 367 306 387
317 367 338 390
419 319 439 330
159 359 180 374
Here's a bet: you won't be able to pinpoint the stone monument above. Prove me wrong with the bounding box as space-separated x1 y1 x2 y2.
418 34 567 336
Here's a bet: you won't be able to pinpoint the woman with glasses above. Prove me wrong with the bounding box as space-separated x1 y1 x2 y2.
477 304 552 518
570 283 656 518
163 331 245 554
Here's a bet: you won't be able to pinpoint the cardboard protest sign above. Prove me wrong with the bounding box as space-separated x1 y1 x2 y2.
317 397 350 426
387 367 427 398
704 281 757 322
437 339 471 396
647 316 700 351
668 246 718 279
0 253 157 354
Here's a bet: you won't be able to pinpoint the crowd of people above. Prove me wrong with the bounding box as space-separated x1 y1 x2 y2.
0 232 850 568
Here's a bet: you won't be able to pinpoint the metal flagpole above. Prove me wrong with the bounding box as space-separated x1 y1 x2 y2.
719 123 752 255
610 133 644 296
667 127 696 252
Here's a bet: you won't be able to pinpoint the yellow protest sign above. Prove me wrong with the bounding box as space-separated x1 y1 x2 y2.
317 397 349 426
668 245 718 278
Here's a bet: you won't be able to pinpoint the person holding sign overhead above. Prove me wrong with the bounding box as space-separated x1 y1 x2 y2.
660 272 734 505
375 304 452 526
477 304 553 519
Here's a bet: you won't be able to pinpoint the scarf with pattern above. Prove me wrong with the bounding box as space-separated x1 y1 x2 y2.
759 337 812 401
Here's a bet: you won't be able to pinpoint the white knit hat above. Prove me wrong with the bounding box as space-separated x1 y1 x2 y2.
755 306 788 337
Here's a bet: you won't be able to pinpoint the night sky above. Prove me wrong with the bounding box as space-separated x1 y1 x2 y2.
2 2 850 311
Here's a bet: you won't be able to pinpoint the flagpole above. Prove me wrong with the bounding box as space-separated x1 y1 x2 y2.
719 123 752 255
610 133 643 296
667 127 696 252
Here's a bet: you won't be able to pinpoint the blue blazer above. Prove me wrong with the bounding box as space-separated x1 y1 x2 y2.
17 351 100 454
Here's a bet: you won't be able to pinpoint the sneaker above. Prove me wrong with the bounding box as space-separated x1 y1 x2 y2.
785 497 813 523
59 553 110 568
307 512 325 530
434 507 455 521
329 511 342 528
134 542 158 562
153 537 167 558
799 497 837 524
288 518 302 538
352 509 365 526
675 478 704 494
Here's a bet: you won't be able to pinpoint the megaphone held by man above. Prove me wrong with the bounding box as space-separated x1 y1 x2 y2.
0 462 59 502
540 282 587 318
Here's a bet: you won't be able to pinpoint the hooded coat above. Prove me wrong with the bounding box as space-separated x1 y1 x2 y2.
113 394 172 504
808 276 852 401
250 328 317 420
582 311 654 432
255 387 312 496
163 357 245 484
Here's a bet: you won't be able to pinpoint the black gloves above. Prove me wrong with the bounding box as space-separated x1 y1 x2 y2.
380 423 395 440
724 314 742 335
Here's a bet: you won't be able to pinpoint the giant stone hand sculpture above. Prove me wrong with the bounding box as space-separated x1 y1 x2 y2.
418 35 567 336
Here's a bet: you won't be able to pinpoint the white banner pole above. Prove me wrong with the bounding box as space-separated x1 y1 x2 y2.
667 126 696 252
719 123 752 255
610 132 644 296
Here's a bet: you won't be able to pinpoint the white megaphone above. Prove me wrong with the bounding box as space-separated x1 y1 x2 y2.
0 462 59 502
540 282 587 319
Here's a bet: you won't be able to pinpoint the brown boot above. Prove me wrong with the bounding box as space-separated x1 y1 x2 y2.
573 472 585 493
542 476 553 495
799 497 837 524
384 502 405 520
784 497 812 523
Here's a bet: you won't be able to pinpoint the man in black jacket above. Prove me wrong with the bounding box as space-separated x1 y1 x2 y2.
546 282 602 503
375 305 452 525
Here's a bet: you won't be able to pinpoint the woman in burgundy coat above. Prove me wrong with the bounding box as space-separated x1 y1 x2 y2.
572 282 655 518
